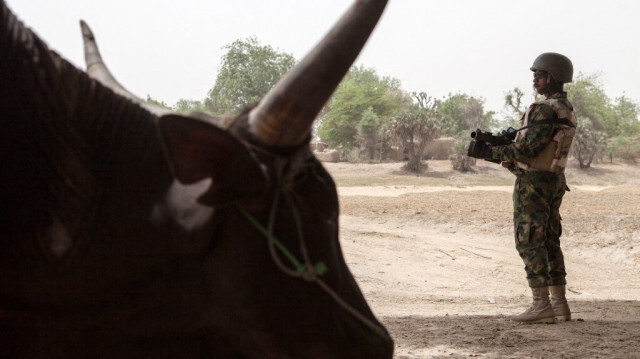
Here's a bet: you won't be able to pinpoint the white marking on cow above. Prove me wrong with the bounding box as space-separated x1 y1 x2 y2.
49 217 73 257
152 179 214 231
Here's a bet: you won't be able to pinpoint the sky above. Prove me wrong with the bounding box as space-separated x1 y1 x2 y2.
7 0 640 121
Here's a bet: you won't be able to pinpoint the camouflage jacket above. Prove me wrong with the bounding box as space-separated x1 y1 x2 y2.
491 92 574 176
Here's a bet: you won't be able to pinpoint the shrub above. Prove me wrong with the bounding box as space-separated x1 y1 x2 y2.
450 137 476 172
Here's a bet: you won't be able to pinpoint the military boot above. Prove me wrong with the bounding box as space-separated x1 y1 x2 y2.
511 286 555 324
549 285 571 321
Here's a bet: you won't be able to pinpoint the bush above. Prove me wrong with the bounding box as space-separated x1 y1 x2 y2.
450 138 476 172
608 137 640 163
340 148 362 163
402 159 428 173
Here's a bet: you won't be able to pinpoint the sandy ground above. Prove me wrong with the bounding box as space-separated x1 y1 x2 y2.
325 159 640 359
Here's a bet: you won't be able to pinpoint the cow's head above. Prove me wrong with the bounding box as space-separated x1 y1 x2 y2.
1 0 392 356
81 1 393 357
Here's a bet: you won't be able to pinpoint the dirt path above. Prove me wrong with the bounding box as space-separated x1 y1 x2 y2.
326 160 640 358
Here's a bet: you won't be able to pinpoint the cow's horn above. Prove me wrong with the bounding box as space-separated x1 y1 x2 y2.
80 20 171 116
248 0 388 147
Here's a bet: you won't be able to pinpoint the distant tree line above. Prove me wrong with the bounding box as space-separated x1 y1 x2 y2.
148 37 640 172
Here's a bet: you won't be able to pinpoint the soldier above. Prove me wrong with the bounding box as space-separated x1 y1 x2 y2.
472 53 577 323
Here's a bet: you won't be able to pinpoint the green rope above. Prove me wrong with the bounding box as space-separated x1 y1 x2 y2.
238 207 328 277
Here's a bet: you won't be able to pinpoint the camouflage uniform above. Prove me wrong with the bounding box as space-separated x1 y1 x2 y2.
491 92 574 288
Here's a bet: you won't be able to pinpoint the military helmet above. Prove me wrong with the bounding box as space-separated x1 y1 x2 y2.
530 52 573 83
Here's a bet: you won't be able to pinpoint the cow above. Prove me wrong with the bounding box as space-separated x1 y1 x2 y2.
0 1 393 358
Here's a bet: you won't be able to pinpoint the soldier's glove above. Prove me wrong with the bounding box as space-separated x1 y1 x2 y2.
467 140 493 160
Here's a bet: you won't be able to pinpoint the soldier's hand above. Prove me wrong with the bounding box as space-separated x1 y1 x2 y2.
482 144 493 159
467 140 493 159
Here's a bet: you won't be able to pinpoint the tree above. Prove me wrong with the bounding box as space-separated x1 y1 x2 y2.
317 65 403 149
609 136 640 163
145 94 169 109
438 93 496 136
566 74 611 129
356 107 382 160
173 98 209 115
449 138 476 172
609 96 640 162
502 87 531 127
571 123 607 168
205 37 295 116
611 95 640 136
437 93 495 172
566 73 613 168
389 92 442 173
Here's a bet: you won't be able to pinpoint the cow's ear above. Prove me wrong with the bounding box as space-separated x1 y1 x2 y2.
158 114 268 206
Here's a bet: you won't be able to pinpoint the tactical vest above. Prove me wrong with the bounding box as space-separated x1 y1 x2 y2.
515 99 577 173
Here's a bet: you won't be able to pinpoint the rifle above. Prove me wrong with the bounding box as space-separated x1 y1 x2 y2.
466 127 517 163
466 118 576 163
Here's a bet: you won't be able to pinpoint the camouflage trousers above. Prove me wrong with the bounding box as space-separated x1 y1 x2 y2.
513 171 568 288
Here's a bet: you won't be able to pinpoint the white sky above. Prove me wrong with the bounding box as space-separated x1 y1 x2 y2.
7 0 640 120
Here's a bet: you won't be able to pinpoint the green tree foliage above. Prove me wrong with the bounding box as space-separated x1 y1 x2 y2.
145 94 170 109
205 37 295 116
317 65 403 149
173 98 210 115
503 87 531 127
356 107 382 160
147 95 215 116
608 137 640 162
566 73 611 132
567 73 640 138
437 93 495 172
609 96 640 162
389 92 442 173
565 73 640 167
438 93 496 136
611 95 640 136
571 126 607 168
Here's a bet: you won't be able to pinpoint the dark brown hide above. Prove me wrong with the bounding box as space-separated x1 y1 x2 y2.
0 1 393 358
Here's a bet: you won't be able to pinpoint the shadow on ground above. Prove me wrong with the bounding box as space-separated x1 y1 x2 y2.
383 300 640 359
